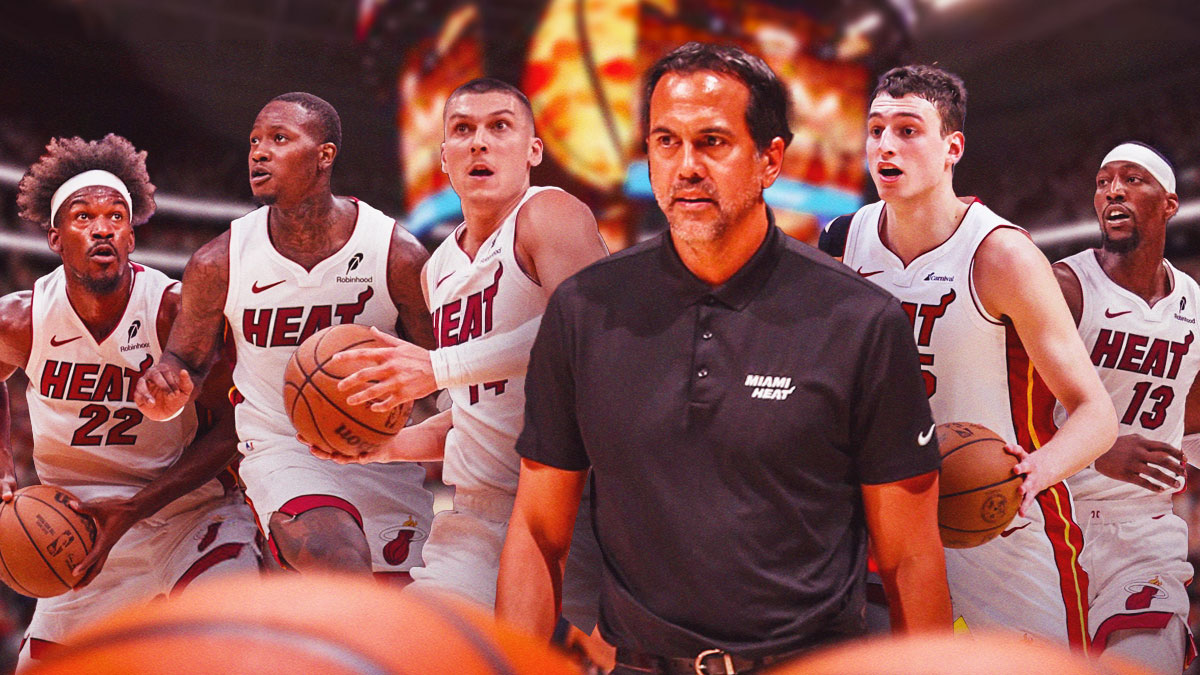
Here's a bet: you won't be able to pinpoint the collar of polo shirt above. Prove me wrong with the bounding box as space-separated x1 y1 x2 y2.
659 207 784 310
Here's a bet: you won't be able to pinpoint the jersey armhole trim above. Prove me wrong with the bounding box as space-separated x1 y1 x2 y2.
969 224 1027 326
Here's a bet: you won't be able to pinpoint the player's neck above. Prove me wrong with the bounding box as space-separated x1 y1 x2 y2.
457 185 527 261
1096 245 1171 306
64 269 133 343
880 185 969 266
268 193 357 271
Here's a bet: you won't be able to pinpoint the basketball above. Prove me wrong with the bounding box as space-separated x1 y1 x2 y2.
936 421 1023 548
28 572 584 675
283 324 413 456
0 485 97 598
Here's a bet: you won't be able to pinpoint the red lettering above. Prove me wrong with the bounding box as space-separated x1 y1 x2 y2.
93 364 124 402
900 302 918 327
915 290 956 347
1117 333 1148 372
482 264 503 333
1091 329 1124 369
460 294 483 341
335 287 374 324
66 363 99 401
432 307 442 348
270 307 304 347
123 355 154 402
1142 338 1170 377
40 360 71 399
440 299 462 347
1167 331 1194 379
300 305 332 343
243 309 272 347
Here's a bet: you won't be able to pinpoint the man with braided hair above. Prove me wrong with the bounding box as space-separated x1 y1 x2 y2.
0 134 260 669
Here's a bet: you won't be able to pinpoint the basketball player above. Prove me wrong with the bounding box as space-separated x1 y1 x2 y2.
134 93 434 576
820 65 1117 647
311 79 608 637
1055 142 1198 672
0 134 259 668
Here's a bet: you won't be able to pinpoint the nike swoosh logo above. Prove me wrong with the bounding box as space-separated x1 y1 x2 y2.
50 335 82 347
1000 522 1031 538
917 423 935 446
435 272 455 289
1104 308 1131 318
251 279 286 294
857 267 884 278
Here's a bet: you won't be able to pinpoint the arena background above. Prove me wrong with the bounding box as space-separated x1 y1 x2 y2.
1 0 1199 671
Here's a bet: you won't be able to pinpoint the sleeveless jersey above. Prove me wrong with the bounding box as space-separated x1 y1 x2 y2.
1058 250 1200 501
842 200 1056 450
424 186 557 493
27 264 198 502
224 200 400 443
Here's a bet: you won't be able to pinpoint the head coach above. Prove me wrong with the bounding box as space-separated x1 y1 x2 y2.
497 42 950 674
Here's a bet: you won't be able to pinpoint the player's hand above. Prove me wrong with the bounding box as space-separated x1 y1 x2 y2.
1003 443 1038 517
1093 434 1184 492
134 365 194 421
68 497 141 589
332 328 436 412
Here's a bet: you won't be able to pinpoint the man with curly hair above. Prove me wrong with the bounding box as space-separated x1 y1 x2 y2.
0 134 260 668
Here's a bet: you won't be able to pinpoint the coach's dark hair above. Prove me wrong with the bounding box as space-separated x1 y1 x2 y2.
445 78 535 127
16 134 156 231
271 92 342 148
873 65 967 136
642 42 793 152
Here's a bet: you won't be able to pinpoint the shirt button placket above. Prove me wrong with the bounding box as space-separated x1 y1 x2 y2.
693 297 718 402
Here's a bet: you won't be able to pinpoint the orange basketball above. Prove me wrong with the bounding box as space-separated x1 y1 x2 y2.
283 324 413 456
0 484 97 598
28 572 584 675
936 422 1023 548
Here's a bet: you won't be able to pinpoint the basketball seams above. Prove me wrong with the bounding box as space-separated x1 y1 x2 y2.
11 493 75 593
939 436 1001 461
939 473 1023 499
297 337 401 439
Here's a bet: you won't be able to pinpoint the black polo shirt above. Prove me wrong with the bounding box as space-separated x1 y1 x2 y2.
517 215 938 659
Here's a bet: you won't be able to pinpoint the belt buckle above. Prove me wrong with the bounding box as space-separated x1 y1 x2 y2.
693 648 736 674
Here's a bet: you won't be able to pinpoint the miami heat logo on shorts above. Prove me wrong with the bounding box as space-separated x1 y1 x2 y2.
380 516 427 566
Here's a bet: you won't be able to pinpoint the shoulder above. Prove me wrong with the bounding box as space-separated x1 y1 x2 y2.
189 230 232 273
778 232 902 307
386 217 430 272
974 222 1045 276
817 213 855 257
561 233 659 286
0 290 33 370
515 188 597 242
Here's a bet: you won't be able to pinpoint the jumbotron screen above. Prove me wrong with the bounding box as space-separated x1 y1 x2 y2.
399 0 867 249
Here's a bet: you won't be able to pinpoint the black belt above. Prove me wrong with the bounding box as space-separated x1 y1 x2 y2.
615 647 801 674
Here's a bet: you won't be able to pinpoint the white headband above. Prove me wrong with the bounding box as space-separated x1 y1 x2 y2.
1101 143 1176 194
49 170 133 227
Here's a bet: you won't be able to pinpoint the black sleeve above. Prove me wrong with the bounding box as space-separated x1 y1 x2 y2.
852 299 941 485
514 287 591 471
817 214 854 258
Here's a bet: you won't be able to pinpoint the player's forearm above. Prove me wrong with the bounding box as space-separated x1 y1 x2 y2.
496 516 565 636
430 316 541 388
0 383 16 492
879 550 951 633
1040 396 1119 483
123 412 239 520
382 410 452 462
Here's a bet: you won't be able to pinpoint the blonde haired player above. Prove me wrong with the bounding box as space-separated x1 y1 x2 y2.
820 65 1117 647
312 78 608 645
0 135 259 669
1055 142 1199 672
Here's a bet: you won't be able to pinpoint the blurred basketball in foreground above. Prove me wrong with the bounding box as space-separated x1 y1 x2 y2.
936 422 1023 548
768 631 1149 674
28 572 583 674
284 324 413 456
0 484 96 598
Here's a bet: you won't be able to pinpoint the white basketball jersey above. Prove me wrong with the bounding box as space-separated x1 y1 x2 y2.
224 200 401 444
842 200 1057 449
1058 250 1200 501
424 186 557 493
26 264 198 502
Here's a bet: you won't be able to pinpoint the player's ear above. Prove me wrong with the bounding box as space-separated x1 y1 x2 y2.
440 143 448 174
1165 191 1180 220
529 136 543 168
318 142 337 171
759 137 786 189
946 130 965 169
46 226 62 254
